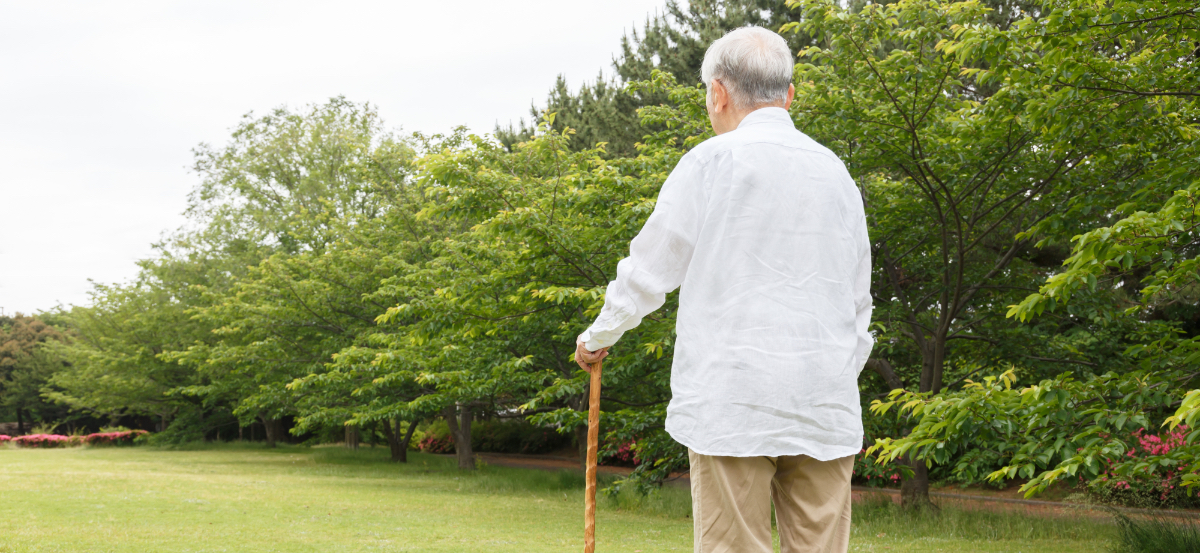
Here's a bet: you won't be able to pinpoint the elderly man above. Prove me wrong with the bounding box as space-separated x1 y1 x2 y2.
575 26 872 553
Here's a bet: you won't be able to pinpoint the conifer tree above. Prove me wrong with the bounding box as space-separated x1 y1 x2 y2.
498 0 810 157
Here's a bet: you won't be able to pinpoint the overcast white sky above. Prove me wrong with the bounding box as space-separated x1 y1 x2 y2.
0 0 668 315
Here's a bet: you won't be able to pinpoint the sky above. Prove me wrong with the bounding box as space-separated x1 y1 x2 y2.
0 0 668 316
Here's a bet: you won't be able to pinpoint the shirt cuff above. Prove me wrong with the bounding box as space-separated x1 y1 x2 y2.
578 329 609 353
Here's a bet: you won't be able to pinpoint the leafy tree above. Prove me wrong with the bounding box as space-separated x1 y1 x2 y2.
862 0 1200 504
0 314 70 432
49 278 206 433
775 0 1197 506
166 99 419 446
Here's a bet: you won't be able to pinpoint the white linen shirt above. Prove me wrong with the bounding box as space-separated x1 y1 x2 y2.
579 107 872 460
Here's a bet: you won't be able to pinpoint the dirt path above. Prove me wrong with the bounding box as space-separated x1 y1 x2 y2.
475 452 1200 522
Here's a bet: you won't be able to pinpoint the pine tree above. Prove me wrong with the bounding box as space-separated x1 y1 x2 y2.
497 0 1042 157
497 0 811 157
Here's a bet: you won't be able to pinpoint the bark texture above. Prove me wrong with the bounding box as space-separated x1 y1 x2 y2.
444 404 475 470
900 459 937 511
261 416 284 448
383 418 418 463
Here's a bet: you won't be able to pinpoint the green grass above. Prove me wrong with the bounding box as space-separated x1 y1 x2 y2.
0 444 1116 552
1110 512 1200 553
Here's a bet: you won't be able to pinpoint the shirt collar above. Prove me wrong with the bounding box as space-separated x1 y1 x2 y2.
736 107 794 130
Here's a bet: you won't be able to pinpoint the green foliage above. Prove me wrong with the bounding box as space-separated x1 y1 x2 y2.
784 0 1191 397
49 279 206 424
808 0 1200 503
867 368 1191 496
0 314 70 429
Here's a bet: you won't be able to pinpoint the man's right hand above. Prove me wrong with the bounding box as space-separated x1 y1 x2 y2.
575 339 609 373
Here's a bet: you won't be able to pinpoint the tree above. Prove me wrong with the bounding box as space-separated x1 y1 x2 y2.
166 98 419 446
776 0 1196 507
0 314 69 433
49 278 207 433
861 0 1200 504
499 0 814 156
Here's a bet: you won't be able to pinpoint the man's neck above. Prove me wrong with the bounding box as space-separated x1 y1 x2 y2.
713 104 784 135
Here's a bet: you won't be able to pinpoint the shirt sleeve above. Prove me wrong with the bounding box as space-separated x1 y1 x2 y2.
853 209 874 375
579 152 708 351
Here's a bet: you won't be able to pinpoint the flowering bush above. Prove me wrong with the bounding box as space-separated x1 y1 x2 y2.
1088 425 1199 509
418 434 455 454
12 434 77 448
10 431 151 449
83 430 148 447
853 448 902 487
0 435 11 444
602 440 641 467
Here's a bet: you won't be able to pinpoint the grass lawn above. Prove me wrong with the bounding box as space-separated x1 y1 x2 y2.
0 444 1116 552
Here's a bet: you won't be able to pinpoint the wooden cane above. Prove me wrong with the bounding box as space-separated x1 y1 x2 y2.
584 359 603 553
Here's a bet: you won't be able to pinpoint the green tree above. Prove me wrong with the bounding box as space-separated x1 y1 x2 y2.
862 0 1200 504
775 0 1196 506
49 278 207 433
0 314 69 433
165 99 419 446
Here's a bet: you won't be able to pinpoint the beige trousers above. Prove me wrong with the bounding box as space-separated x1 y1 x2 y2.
689 449 853 553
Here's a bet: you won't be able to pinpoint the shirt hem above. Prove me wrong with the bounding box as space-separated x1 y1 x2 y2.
669 429 862 462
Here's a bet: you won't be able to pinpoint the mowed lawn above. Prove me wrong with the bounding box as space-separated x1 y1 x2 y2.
0 444 1115 552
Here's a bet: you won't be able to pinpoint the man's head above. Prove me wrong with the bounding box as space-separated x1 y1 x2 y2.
701 26 795 134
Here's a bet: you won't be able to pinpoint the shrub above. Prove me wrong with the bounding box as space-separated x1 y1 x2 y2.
83 430 148 447
418 434 455 454
471 419 569 455
9 431 152 449
13 434 75 448
406 428 426 451
0 435 11 444
853 448 902 487
415 418 570 455
604 441 640 467
1087 426 1199 509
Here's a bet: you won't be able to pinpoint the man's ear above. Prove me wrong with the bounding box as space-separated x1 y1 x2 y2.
784 83 795 110
710 80 729 113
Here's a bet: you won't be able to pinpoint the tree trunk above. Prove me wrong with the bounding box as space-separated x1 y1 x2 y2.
903 339 947 509
16 408 24 435
444 404 475 470
383 418 419 463
400 419 418 459
382 419 399 459
345 425 359 450
900 456 937 511
261 416 281 448
866 358 903 390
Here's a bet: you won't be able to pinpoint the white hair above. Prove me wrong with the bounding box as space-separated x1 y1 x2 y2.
700 26 794 110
